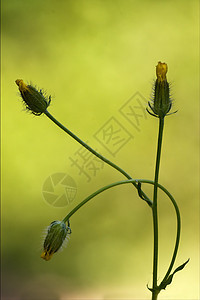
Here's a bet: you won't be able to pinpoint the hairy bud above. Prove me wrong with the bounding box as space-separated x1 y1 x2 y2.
147 62 172 118
15 79 51 116
41 220 71 261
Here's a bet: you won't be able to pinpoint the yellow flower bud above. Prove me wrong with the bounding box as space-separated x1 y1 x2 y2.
15 79 51 116
147 62 172 118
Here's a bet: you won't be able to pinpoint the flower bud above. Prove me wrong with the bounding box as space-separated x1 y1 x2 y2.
41 220 71 261
148 62 172 118
15 79 51 116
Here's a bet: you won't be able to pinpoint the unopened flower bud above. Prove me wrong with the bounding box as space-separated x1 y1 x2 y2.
41 220 71 261
15 79 51 116
148 62 172 118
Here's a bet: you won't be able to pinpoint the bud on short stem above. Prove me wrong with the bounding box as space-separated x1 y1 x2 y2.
41 220 71 261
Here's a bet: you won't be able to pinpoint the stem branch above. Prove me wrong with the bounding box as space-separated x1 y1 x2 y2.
62 178 180 283
63 179 137 222
44 110 152 206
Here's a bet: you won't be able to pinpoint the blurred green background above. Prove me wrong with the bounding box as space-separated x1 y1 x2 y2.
1 0 199 299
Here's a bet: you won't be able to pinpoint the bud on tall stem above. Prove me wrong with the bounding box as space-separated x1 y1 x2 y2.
148 62 172 118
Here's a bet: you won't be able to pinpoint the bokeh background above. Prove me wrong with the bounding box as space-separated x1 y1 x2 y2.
1 0 199 299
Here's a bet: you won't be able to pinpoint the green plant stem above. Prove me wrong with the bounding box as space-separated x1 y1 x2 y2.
44 110 152 206
62 178 181 282
143 179 181 290
45 110 181 295
159 192 181 286
63 179 137 222
152 117 164 300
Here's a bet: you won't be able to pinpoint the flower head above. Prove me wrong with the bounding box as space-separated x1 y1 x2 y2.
15 79 51 116
147 62 173 118
156 61 168 82
41 220 71 261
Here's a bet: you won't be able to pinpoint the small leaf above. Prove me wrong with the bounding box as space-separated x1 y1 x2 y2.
173 258 190 274
160 259 190 290
147 284 153 292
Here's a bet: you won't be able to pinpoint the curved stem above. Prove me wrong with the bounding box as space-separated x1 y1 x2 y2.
62 178 181 284
44 110 152 206
152 117 164 298
62 179 137 223
140 180 181 287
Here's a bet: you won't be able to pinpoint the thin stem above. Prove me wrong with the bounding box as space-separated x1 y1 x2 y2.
159 195 181 285
62 178 181 282
44 110 152 206
152 117 165 298
140 180 181 289
63 179 137 223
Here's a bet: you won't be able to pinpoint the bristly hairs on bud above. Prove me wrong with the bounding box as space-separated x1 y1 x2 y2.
41 220 71 261
15 79 51 116
147 62 176 118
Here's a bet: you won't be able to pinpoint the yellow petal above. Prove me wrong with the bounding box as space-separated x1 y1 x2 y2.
41 251 54 261
156 62 168 82
15 79 29 92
